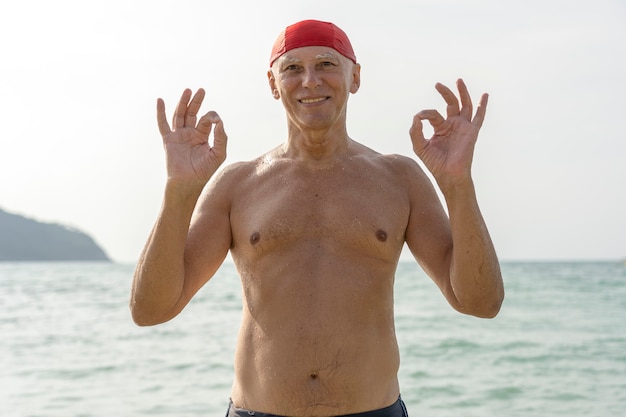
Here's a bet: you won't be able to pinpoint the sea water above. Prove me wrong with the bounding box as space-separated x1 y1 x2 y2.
1 261 625 416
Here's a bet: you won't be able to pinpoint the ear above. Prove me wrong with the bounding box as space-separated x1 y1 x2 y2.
349 63 361 94
268 70 280 100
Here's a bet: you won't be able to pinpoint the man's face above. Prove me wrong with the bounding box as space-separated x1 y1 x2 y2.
268 46 360 132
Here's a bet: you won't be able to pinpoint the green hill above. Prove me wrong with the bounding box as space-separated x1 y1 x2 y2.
0 208 110 262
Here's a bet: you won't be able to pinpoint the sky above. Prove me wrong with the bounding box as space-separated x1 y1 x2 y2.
1 0 625 263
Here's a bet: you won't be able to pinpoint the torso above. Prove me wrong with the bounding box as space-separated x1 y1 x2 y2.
216 142 422 416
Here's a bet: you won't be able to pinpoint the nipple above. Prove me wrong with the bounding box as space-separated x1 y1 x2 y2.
249 232 261 245
375 229 388 242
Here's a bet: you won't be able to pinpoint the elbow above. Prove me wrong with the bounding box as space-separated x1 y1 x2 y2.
129 299 172 327
130 304 156 327
131 311 156 327
454 288 505 319
131 309 170 327
477 298 503 318
487 282 506 318
470 289 505 319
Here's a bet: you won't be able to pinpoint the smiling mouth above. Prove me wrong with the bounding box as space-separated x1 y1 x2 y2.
300 97 328 104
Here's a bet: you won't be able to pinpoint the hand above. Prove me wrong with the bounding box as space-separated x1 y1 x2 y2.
156 88 228 189
409 79 487 191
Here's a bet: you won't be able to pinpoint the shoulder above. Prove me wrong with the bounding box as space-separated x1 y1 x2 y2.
207 150 274 189
354 143 430 185
379 153 424 174
195 155 262 211
350 141 417 167
210 160 256 185
201 146 287 201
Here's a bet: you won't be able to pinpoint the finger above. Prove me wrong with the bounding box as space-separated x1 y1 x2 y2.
156 98 171 137
172 89 192 129
416 109 446 129
435 82 460 119
409 114 427 154
196 110 222 137
185 88 205 127
472 93 489 128
457 79 473 121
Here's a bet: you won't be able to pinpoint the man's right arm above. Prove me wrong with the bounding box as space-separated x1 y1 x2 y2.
130 88 229 326
130 179 232 325
131 183 198 325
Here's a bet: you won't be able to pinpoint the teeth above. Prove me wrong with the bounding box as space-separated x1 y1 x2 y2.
300 97 326 104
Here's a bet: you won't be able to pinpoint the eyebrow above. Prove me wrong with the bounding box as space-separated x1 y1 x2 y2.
280 56 300 65
315 52 339 60
280 51 340 65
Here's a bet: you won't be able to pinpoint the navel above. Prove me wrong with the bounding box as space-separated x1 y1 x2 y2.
309 371 319 380
249 231 261 245
375 229 388 242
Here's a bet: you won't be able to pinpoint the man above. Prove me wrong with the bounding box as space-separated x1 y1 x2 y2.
131 19 504 417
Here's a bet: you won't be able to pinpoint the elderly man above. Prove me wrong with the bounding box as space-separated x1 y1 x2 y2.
131 19 503 417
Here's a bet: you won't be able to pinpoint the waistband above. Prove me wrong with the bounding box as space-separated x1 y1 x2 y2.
226 395 408 417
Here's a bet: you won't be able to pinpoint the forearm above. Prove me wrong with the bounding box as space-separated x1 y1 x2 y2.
130 182 202 325
443 180 504 318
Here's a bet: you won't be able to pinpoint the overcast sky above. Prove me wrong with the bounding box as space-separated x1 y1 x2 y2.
1 0 624 263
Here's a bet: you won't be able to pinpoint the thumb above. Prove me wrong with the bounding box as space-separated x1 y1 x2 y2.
212 117 228 160
409 114 427 155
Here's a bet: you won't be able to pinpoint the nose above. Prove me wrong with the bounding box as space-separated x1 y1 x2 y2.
301 67 322 89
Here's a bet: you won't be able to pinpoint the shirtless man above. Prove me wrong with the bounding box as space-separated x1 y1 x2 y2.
131 19 504 417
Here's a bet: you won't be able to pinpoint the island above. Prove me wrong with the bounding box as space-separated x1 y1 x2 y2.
0 208 111 262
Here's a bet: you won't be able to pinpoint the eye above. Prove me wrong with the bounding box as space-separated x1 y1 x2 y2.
282 64 301 72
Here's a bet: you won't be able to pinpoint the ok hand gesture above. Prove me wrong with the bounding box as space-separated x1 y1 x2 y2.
157 88 228 190
409 79 488 192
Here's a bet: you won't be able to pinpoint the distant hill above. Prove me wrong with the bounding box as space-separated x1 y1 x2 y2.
0 208 111 262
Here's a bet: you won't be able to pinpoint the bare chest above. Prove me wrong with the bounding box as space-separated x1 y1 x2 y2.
229 164 410 260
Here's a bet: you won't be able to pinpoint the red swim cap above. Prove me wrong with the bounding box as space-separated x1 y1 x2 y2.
270 19 357 67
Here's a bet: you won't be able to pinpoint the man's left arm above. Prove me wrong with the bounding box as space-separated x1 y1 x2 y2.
408 79 504 318
440 178 503 317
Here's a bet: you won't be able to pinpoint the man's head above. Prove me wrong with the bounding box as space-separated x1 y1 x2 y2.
267 20 361 131
269 20 357 67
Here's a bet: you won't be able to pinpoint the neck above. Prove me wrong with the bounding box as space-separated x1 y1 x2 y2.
284 123 352 165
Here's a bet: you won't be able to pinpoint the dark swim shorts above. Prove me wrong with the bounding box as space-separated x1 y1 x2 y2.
225 395 408 417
